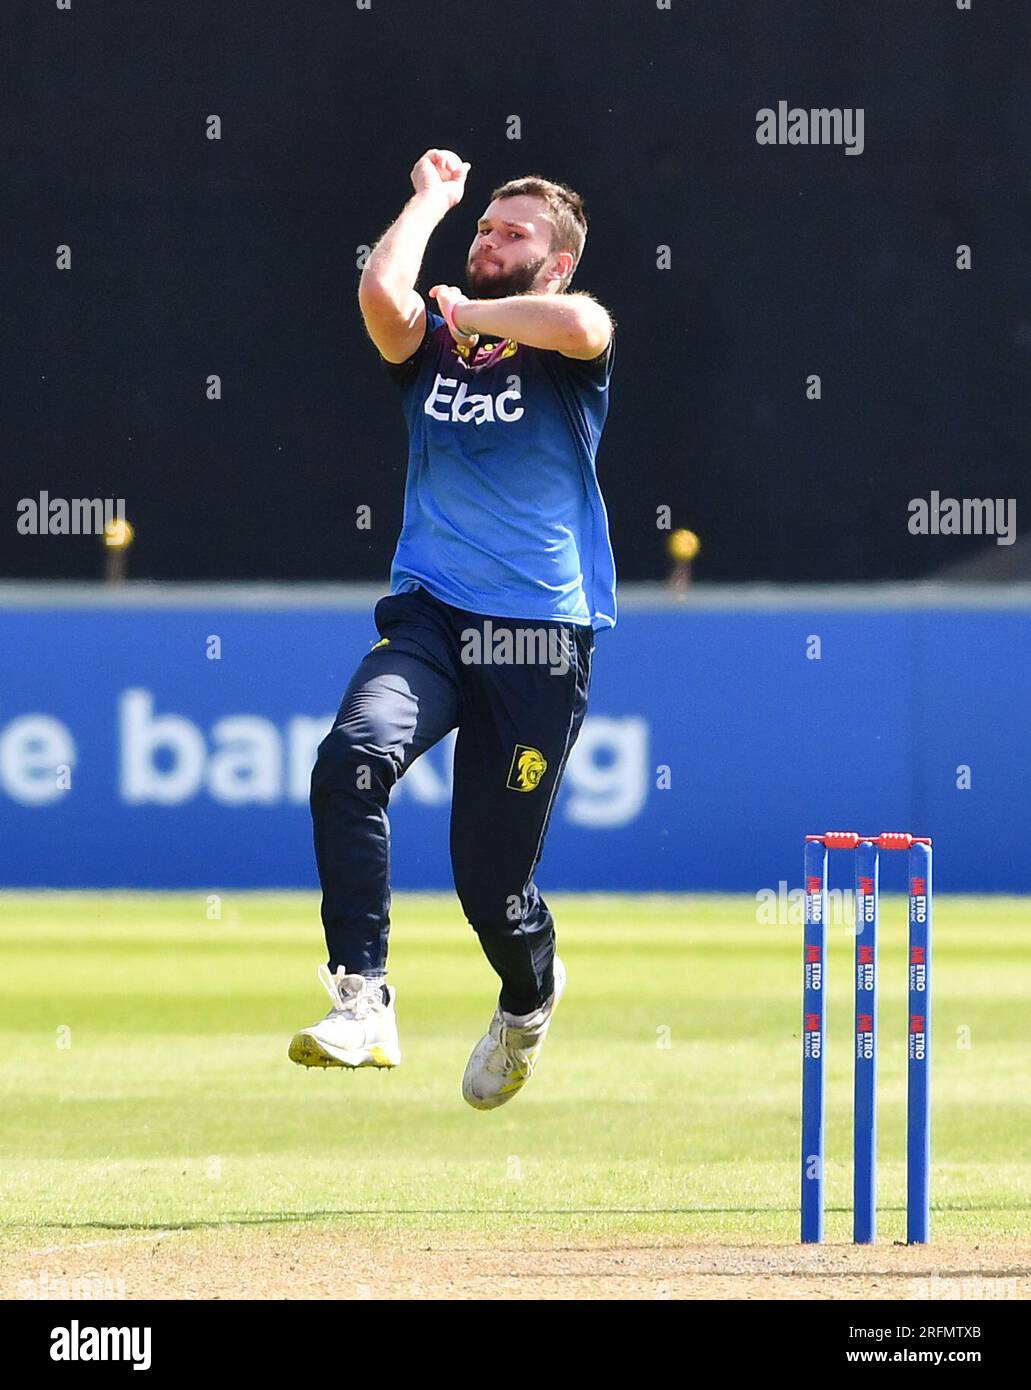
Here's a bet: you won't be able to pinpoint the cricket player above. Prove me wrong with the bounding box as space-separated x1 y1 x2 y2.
289 149 616 1109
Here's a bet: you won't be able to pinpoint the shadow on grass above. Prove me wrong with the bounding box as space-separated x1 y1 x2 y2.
15 1200 1031 1235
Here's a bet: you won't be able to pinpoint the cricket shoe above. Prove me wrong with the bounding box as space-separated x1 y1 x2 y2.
288 964 401 1069
461 956 566 1110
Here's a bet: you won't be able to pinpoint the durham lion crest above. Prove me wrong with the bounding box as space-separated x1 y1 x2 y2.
506 744 548 792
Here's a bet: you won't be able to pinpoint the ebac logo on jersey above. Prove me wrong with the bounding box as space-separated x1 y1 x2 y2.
423 372 524 425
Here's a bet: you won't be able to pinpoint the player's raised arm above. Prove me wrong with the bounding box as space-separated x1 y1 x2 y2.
358 150 470 364
436 289 613 360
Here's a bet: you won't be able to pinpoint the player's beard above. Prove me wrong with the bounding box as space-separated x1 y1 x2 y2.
465 253 548 299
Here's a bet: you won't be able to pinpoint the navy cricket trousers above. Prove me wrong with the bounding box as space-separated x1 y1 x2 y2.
309 585 594 1015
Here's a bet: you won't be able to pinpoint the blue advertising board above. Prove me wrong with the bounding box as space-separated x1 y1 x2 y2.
1 585 1028 893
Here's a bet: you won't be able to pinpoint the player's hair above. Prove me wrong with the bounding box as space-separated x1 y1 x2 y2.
489 175 588 291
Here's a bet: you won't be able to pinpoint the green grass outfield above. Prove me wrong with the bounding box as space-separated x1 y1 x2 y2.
1 892 1028 1247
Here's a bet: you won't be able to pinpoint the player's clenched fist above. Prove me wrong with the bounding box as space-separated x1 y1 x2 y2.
411 149 470 210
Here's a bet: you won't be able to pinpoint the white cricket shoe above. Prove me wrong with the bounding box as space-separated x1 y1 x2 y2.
462 956 566 1110
288 964 401 1069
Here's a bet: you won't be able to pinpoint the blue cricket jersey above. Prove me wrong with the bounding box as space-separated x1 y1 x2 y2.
381 294 617 631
